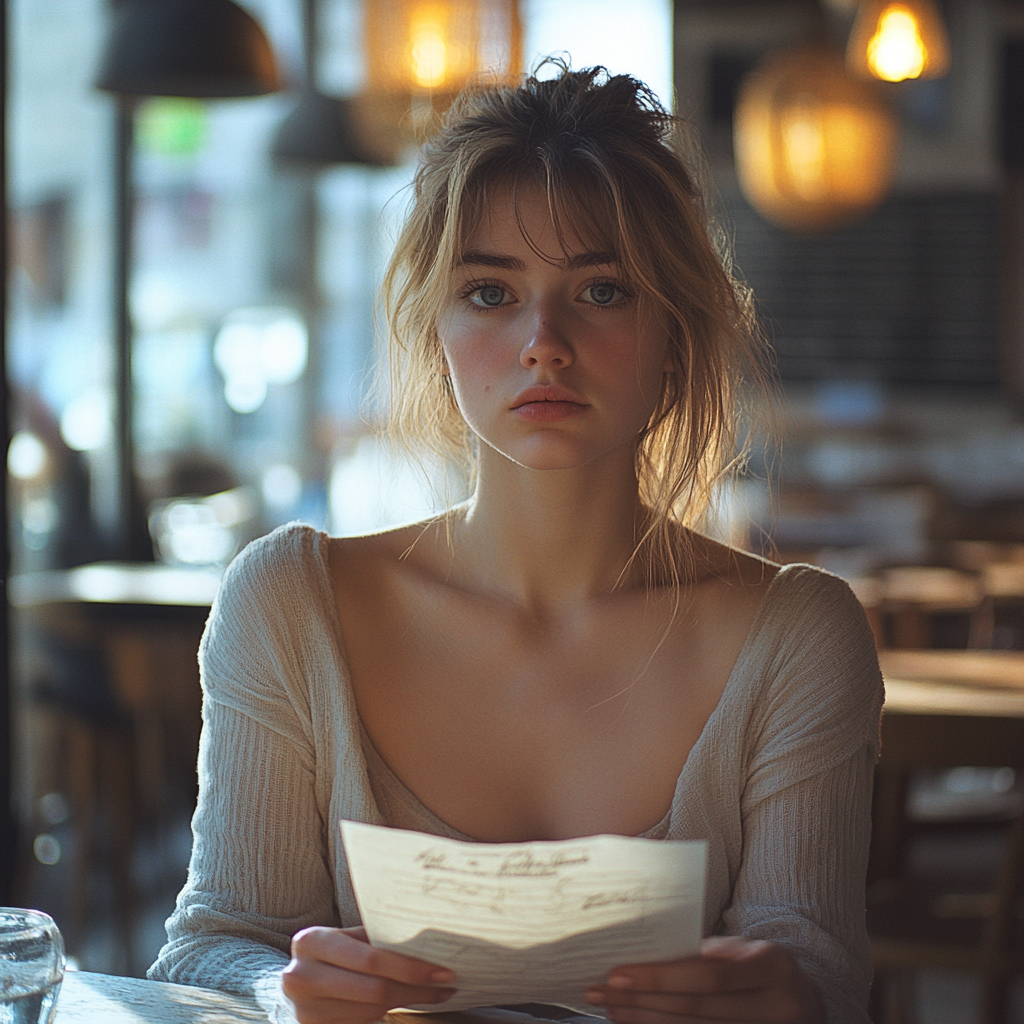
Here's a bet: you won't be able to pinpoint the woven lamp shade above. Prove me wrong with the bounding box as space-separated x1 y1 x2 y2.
364 0 521 101
734 42 898 233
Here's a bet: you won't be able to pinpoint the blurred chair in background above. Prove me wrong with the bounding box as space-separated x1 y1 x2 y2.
24 611 137 969
867 711 1024 1024
877 566 983 649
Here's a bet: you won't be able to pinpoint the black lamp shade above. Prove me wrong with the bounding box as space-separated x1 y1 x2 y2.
96 0 281 98
272 91 387 166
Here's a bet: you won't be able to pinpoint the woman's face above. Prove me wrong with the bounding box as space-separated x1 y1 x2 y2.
438 187 671 473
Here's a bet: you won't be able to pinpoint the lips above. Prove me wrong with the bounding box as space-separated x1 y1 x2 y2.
510 385 587 409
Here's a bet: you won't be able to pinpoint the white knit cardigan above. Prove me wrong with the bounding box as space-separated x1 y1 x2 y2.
149 524 884 1024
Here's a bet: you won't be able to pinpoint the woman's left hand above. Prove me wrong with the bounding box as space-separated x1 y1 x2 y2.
583 936 825 1024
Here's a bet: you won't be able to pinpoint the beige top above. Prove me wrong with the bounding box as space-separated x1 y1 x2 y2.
149 524 884 1024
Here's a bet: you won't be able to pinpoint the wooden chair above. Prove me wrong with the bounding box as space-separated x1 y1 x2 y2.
868 712 1024 1023
878 567 983 649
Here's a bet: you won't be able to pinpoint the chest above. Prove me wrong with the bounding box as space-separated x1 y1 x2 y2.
338 580 743 842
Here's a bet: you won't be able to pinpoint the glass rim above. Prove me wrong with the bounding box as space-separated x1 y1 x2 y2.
0 907 60 938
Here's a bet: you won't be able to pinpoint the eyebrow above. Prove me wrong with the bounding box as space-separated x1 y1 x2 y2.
458 249 618 271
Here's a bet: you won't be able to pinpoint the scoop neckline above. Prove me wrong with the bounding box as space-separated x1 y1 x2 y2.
307 526 792 841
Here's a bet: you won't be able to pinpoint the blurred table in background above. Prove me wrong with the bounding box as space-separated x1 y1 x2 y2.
880 649 1024 718
10 562 221 973
11 563 222 611
872 650 1024 1022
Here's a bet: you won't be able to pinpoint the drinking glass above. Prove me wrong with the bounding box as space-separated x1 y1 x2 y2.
0 909 65 1024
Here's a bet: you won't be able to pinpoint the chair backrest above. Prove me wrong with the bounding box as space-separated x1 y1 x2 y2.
879 713 1024 773
871 711 1024 958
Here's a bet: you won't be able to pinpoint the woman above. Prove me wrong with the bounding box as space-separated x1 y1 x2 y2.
150 66 883 1024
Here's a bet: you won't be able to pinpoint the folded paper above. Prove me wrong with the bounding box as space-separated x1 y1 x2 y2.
340 820 706 1015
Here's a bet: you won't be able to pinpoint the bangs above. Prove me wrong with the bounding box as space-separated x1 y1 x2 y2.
447 162 626 279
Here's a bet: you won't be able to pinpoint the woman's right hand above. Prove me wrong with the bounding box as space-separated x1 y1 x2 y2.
282 925 456 1024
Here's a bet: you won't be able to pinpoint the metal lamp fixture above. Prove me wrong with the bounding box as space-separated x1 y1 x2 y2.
95 0 281 98
272 0 388 166
846 0 950 83
273 91 386 165
734 42 898 233
94 0 281 558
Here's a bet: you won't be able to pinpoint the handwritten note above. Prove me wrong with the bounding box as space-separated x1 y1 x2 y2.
340 820 706 1015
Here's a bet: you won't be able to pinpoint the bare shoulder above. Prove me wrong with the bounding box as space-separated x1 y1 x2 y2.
326 517 453 598
681 533 781 642
692 532 780 592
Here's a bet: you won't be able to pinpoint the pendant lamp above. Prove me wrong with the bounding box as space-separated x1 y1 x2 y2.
95 0 281 98
846 0 950 82
734 42 898 233
365 0 521 100
273 91 391 166
272 0 392 166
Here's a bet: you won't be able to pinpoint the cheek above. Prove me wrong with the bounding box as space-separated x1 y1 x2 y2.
441 328 510 406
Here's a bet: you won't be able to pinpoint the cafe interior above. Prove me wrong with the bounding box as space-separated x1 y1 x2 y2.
3 0 1024 1021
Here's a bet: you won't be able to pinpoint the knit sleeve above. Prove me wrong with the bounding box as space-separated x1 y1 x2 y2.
148 526 340 1011
721 568 884 1024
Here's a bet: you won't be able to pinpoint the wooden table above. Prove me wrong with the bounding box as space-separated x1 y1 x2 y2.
10 563 221 972
54 971 265 1023
879 649 1024 718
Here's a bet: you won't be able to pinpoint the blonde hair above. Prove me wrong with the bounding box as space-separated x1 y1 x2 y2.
380 63 771 586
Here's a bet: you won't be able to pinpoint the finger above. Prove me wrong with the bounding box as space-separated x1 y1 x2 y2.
607 940 787 995
283 957 455 1009
292 927 455 986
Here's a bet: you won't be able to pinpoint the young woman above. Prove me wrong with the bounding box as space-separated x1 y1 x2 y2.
150 66 883 1024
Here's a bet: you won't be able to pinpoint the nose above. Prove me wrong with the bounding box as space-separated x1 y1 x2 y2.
520 309 574 370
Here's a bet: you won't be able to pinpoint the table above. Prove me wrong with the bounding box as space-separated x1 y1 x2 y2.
878 649 1024 718
54 971 265 1023
51 972 542 1024
10 563 221 973
10 562 222 610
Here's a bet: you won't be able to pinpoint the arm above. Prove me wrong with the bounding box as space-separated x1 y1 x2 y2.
587 569 883 1024
148 530 340 1002
148 526 457 1023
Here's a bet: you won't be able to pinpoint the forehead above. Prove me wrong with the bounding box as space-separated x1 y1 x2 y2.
459 181 617 265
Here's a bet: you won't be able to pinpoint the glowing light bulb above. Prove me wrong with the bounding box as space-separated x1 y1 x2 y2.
411 22 447 89
781 97 827 201
866 5 927 82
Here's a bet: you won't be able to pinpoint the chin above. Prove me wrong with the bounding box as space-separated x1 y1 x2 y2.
486 435 624 473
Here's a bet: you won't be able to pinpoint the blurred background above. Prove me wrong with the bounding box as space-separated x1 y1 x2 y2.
4 1 1024 1021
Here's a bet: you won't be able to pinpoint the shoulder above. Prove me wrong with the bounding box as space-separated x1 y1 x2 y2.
222 521 328 593
735 563 884 797
326 517 453 602
751 564 884 748
199 524 338 752
766 562 875 651
205 522 333 654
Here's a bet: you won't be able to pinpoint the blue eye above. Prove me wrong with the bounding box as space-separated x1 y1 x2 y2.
472 285 507 307
584 282 622 305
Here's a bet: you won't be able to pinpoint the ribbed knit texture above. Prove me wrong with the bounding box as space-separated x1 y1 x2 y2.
148 523 884 1024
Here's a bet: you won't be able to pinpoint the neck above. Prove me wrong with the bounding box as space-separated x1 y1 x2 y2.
449 443 647 614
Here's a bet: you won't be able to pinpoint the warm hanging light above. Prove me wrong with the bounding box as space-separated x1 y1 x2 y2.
365 0 521 100
734 42 898 233
95 0 281 98
846 0 950 83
